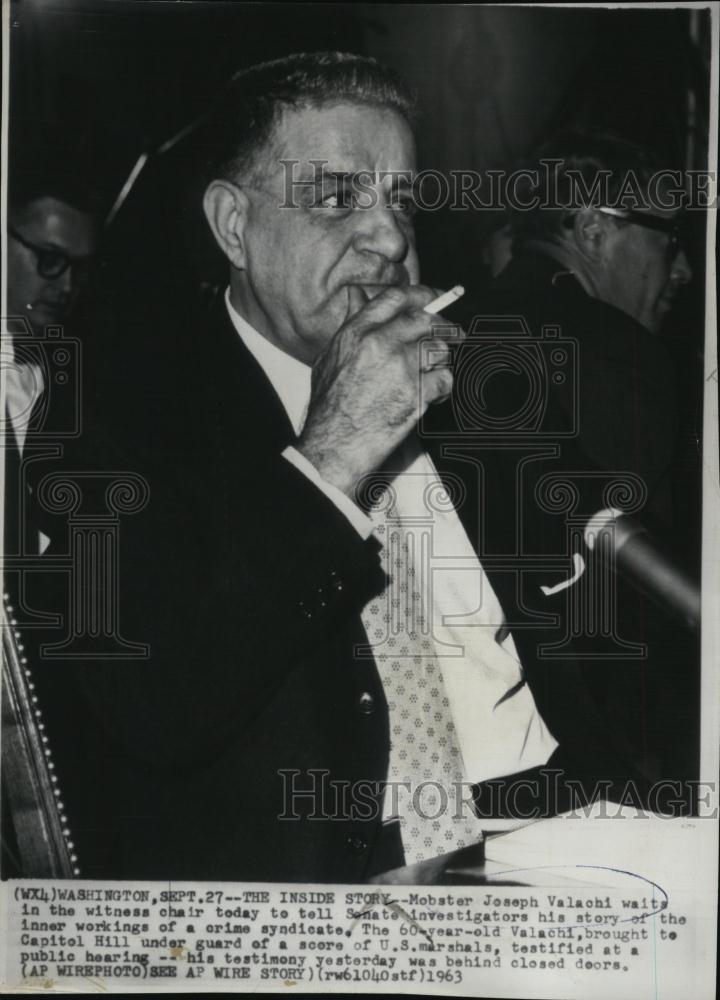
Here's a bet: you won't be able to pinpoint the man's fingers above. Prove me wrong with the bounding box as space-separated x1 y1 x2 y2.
422 366 454 406
391 315 466 352
435 321 467 343
420 336 452 371
345 284 368 323
347 284 465 341
353 283 438 328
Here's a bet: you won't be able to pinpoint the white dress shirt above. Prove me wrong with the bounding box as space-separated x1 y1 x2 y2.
3 352 50 554
4 356 44 455
225 290 558 785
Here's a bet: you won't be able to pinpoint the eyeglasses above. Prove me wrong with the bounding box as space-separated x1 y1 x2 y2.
595 207 687 259
8 225 92 280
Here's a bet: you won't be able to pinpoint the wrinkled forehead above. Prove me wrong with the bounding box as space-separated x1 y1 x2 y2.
261 102 417 183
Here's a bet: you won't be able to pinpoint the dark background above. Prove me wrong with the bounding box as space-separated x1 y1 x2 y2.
9 1 712 277
9 0 710 560
4 1 713 826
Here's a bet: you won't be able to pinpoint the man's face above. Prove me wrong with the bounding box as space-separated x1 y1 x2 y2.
599 206 692 335
7 196 95 333
232 102 419 363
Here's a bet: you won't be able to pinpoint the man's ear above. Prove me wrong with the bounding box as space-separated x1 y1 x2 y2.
203 180 250 270
568 207 610 263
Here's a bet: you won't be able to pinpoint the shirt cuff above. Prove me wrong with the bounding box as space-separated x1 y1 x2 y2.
282 446 375 540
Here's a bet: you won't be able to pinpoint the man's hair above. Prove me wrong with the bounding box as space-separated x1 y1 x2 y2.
509 129 665 249
202 51 417 184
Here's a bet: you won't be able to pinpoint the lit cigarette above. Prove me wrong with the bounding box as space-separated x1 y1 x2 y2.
424 285 465 315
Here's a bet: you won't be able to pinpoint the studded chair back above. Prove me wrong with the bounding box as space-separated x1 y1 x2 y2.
1 599 78 877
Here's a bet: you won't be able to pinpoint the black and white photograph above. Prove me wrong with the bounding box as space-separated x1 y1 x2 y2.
0 1 717 996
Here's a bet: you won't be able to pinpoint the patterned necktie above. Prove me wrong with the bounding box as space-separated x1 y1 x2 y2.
360 502 483 865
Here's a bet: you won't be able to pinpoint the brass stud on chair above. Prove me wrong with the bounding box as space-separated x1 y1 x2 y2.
6 603 81 876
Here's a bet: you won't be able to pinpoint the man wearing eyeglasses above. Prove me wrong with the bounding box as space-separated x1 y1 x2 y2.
7 168 96 338
1 158 97 874
461 129 699 798
4 156 97 457
475 129 694 530
3 160 97 542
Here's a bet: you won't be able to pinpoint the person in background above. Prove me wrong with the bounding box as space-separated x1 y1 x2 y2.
461 130 698 793
4 156 97 455
7 159 96 337
2 155 98 875
480 214 514 279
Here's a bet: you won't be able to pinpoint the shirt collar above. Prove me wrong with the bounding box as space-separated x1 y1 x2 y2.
224 288 311 436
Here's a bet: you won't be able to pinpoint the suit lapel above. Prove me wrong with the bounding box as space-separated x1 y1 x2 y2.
202 301 297 458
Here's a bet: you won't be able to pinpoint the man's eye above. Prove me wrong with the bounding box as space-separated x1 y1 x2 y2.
389 195 417 216
316 193 350 210
42 251 66 268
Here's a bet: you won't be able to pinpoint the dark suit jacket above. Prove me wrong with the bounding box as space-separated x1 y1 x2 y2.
26 290 661 883
30 297 397 882
449 251 700 789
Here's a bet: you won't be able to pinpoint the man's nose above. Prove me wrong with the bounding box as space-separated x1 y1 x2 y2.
352 201 410 263
54 267 74 297
671 247 693 285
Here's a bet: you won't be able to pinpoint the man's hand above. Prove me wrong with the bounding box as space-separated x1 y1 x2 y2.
296 284 461 497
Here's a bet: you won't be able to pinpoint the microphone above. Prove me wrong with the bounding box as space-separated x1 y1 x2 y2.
584 508 700 633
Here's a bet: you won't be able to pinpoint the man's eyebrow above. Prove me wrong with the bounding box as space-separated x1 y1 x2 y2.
288 170 413 187
41 240 84 254
23 236 66 253
282 171 353 192
312 171 395 185
39 240 91 260
317 171 355 186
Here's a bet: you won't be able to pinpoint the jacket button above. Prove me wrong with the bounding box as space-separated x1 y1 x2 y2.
347 835 367 855
358 692 375 715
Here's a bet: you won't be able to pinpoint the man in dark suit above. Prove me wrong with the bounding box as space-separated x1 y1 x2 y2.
23 60 656 883
2 158 97 876
3 155 97 557
457 131 699 796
